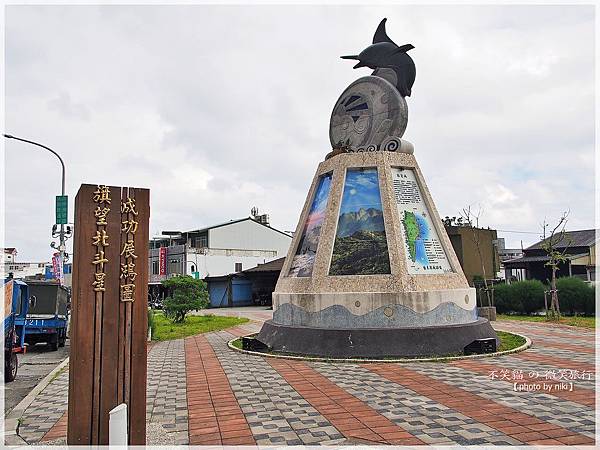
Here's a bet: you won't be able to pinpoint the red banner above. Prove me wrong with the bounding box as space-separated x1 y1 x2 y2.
159 247 167 275
52 252 64 285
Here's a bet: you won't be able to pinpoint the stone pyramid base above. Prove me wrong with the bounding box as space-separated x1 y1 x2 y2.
256 318 498 358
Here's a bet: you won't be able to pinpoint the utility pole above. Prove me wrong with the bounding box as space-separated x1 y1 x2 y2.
4 134 69 280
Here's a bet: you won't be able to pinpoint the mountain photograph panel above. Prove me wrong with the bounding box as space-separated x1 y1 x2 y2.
288 173 333 277
329 168 391 275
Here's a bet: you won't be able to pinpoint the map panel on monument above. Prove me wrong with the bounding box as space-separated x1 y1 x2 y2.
329 168 391 275
288 173 332 277
392 167 453 274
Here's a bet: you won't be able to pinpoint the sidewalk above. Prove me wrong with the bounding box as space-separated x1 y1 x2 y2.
9 308 596 446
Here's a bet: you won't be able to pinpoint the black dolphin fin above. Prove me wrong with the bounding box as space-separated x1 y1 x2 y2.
373 18 396 45
392 44 415 54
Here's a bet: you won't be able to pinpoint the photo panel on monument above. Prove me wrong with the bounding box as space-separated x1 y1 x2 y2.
288 172 333 277
329 167 391 275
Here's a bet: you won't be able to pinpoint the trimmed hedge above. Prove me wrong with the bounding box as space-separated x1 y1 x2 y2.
555 277 595 315
493 277 595 316
494 280 545 314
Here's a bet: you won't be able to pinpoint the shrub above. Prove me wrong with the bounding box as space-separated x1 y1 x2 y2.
511 280 546 314
493 283 519 314
493 280 545 314
555 277 595 316
162 275 209 323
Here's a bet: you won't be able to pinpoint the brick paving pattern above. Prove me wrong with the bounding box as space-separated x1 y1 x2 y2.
207 330 345 445
366 363 594 446
311 361 520 445
268 358 424 445
14 311 596 446
18 366 69 444
185 334 255 445
146 338 189 444
40 412 67 442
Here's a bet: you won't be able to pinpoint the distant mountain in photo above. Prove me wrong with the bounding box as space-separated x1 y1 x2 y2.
336 207 385 238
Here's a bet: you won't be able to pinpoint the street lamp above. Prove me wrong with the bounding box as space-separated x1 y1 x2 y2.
3 134 69 268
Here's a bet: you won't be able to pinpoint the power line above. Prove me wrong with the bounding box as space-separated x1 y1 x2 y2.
496 229 540 235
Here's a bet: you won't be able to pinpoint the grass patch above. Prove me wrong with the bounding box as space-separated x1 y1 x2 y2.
230 330 526 361
497 314 595 329
152 312 248 341
230 338 243 349
496 330 526 352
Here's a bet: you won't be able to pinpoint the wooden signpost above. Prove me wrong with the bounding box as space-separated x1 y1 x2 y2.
68 185 149 445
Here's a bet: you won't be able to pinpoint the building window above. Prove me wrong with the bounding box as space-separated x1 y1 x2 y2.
235 262 242 272
152 260 159 275
169 258 182 275
195 235 208 248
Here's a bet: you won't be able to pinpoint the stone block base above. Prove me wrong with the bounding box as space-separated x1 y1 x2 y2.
477 306 497 321
256 318 499 358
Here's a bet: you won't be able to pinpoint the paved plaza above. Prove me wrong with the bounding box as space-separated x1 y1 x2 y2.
12 308 596 446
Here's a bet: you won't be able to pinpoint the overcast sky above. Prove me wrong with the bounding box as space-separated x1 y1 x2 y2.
4 4 595 262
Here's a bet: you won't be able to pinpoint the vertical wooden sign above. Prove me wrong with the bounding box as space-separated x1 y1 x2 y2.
68 184 149 445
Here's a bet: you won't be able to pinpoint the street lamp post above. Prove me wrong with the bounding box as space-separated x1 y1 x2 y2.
3 134 68 271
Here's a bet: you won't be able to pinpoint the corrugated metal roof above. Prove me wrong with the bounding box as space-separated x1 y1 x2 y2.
526 229 598 250
504 252 589 266
243 257 286 273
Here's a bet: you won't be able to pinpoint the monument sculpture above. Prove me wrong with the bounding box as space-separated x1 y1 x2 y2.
256 18 498 357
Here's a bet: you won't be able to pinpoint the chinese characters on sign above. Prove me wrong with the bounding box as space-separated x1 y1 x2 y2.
392 168 453 274
120 197 139 302
488 368 594 393
69 184 149 445
92 186 111 292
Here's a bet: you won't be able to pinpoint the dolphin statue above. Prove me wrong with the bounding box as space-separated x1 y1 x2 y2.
341 18 416 97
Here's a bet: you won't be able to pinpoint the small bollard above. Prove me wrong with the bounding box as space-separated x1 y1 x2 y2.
109 403 128 446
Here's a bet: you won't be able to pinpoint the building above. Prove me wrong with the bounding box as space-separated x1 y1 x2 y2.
1 248 49 280
496 238 524 263
496 237 524 281
3 248 17 263
148 215 292 299
206 257 285 308
504 229 597 283
444 225 500 286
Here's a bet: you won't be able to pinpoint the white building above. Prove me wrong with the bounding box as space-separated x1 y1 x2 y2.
148 217 292 286
2 248 49 279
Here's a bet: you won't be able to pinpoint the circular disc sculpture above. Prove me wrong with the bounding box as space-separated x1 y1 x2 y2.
256 18 498 358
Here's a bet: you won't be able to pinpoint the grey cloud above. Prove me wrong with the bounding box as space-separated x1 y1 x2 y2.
4 4 594 260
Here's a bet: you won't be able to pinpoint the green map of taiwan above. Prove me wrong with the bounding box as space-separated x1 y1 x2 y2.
403 211 419 262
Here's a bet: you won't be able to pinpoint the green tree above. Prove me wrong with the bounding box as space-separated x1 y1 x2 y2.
161 275 209 323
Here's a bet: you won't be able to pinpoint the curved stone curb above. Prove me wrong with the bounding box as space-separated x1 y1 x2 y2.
227 331 531 364
2 356 70 445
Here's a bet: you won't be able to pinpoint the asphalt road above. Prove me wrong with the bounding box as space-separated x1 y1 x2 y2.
3 340 70 414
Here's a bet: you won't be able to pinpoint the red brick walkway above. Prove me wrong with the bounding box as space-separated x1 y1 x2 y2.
268 358 424 445
40 411 68 442
185 334 255 445
525 339 594 354
366 364 595 445
514 350 596 373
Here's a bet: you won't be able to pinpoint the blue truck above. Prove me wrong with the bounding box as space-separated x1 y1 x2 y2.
4 278 31 382
17 280 69 351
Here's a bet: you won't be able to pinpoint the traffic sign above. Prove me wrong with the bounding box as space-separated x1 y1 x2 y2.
56 195 68 224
